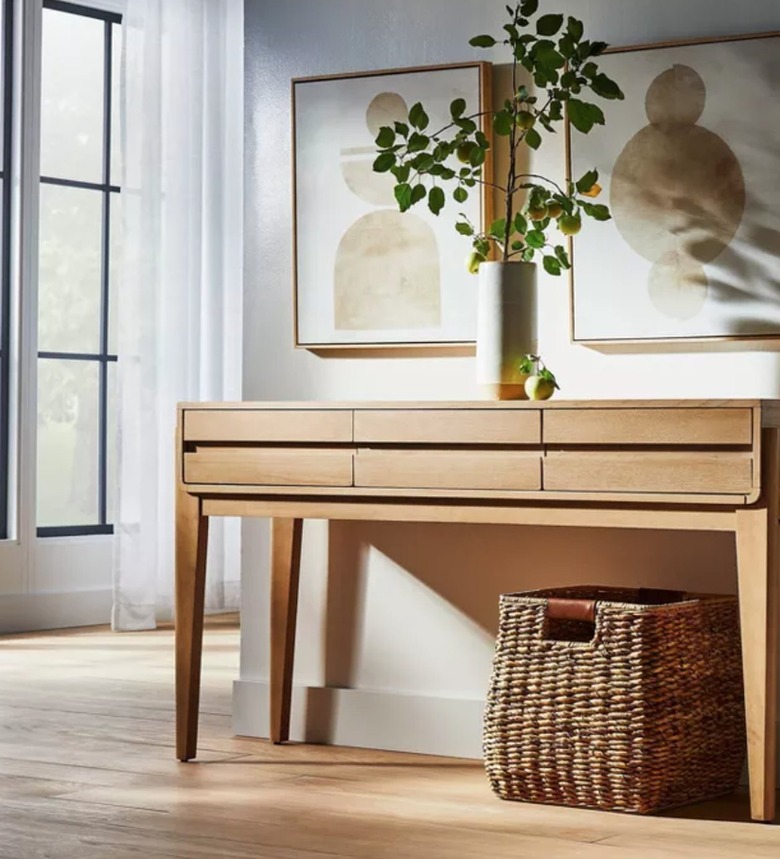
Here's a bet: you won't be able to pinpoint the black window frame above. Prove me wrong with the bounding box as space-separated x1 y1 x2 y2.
37 0 121 538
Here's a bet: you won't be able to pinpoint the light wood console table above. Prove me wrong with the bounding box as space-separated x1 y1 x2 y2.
175 400 779 822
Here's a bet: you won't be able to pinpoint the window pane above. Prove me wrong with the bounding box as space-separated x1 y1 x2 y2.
38 183 102 353
107 190 120 353
40 9 104 183
110 22 121 187
37 359 99 527
106 362 116 522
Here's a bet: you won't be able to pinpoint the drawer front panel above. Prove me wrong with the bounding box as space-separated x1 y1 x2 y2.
184 409 353 443
543 408 753 446
184 448 353 486
354 409 541 445
355 450 541 491
544 452 753 495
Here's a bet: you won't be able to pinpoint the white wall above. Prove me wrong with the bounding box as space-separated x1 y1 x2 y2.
239 0 780 757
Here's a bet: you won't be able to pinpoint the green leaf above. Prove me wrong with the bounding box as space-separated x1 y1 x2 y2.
372 152 395 173
591 73 624 100
475 237 491 257
522 246 536 262
409 102 430 130
475 130 489 149
554 245 571 268
513 212 528 234
543 256 562 276
375 126 395 148
394 121 409 138
520 0 539 16
391 163 410 183
408 184 425 206
455 117 477 134
504 23 520 41
511 240 525 251
450 98 466 119
413 154 436 172
395 183 412 212
453 187 469 204
525 230 545 249
469 34 497 48
469 146 486 167
576 169 599 194
558 35 575 60
567 98 594 133
428 186 445 215
519 354 537 375
534 40 565 69
581 202 611 221
567 17 583 42
407 132 430 152
455 220 473 236
524 127 542 150
493 109 514 136
489 218 507 240
588 41 609 57
536 13 563 36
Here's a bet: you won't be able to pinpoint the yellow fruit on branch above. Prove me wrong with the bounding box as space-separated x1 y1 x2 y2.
546 203 563 219
528 204 549 222
516 111 536 130
558 214 582 236
456 142 477 164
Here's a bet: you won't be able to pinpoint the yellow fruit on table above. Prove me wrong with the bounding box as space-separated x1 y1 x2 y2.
516 111 536 130
524 375 556 400
528 205 549 221
466 250 486 274
456 142 476 164
559 214 582 236
546 203 563 219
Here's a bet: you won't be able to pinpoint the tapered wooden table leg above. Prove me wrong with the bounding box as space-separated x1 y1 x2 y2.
175 484 209 762
735 428 779 822
270 517 303 744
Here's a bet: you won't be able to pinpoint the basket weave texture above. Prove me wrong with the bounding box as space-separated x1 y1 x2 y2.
483 586 745 814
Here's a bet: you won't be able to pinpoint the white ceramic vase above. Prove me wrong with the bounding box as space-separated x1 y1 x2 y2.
476 261 538 400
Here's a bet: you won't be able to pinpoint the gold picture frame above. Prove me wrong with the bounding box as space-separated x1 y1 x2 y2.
566 31 780 350
292 61 493 351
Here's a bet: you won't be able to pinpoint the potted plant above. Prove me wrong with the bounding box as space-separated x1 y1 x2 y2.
373 1 623 398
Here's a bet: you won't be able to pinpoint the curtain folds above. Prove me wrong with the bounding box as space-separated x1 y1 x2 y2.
112 0 243 630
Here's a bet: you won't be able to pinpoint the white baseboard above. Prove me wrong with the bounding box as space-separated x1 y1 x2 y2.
233 680 485 759
234 680 780 778
0 588 112 634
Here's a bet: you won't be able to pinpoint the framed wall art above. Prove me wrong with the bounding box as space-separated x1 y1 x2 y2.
292 62 492 349
568 32 780 347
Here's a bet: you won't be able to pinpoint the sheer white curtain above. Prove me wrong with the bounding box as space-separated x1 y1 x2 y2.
112 0 243 630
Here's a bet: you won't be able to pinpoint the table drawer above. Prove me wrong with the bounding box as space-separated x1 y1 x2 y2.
184 448 354 486
354 409 541 445
544 452 753 495
355 450 541 491
543 408 753 446
183 409 353 443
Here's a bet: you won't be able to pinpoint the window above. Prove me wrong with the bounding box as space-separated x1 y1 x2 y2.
36 1 120 537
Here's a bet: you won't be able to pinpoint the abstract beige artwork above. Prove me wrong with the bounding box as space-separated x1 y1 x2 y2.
569 34 780 344
293 64 489 347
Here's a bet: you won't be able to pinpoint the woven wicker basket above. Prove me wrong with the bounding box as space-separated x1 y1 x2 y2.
483 586 745 814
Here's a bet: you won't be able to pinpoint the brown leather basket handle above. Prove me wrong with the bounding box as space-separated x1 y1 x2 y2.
546 598 596 623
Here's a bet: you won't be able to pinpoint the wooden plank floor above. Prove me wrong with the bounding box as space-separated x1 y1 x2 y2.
0 618 778 859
